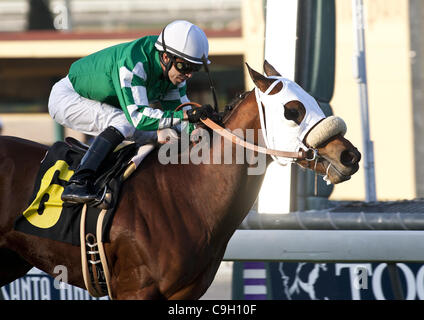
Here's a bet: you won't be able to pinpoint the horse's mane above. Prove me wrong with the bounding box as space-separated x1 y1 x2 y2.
164 91 251 157
221 91 250 124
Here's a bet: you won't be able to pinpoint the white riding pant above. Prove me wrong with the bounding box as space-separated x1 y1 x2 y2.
48 76 157 145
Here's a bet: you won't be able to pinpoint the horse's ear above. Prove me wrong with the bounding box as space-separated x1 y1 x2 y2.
246 62 275 93
263 60 281 77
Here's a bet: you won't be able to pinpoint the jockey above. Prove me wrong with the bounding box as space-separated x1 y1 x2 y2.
48 20 219 204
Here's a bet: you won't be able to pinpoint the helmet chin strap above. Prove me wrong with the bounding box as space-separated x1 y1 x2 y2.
159 27 173 80
159 53 173 80
159 27 218 112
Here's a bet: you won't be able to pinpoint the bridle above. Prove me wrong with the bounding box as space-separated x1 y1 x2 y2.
176 101 319 162
176 89 349 188
173 77 353 187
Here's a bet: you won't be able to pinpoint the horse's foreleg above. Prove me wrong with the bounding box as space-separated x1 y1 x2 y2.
0 248 33 287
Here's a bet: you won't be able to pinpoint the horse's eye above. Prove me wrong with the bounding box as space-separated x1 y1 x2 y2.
284 108 299 121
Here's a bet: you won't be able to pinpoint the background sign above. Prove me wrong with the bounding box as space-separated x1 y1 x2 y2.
0 268 108 300
268 262 424 300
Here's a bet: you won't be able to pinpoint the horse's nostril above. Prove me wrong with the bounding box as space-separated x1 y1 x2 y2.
340 150 360 166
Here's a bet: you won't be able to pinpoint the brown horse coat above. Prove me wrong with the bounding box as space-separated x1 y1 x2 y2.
0 62 360 299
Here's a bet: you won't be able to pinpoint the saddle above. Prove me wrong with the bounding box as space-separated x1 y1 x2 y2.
66 137 138 209
67 138 156 299
15 137 155 299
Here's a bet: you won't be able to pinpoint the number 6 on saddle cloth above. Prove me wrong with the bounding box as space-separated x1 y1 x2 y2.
14 137 141 246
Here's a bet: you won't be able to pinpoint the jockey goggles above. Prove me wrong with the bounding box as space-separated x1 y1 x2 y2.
170 55 202 74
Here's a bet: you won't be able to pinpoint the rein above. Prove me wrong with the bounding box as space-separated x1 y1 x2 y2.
176 102 316 161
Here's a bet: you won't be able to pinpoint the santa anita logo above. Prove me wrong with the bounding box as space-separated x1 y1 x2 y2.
0 266 107 300
157 128 267 175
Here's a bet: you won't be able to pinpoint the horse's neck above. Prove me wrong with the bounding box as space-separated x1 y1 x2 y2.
200 91 267 232
126 93 265 249
224 91 260 135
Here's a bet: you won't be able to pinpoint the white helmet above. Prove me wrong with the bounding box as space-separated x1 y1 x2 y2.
155 20 210 65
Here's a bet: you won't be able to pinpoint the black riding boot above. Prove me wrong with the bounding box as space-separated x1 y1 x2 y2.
61 126 125 204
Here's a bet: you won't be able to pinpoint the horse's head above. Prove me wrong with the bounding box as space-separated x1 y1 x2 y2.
246 61 361 184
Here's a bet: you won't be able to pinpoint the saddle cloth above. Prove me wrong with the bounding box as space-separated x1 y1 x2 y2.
14 138 139 246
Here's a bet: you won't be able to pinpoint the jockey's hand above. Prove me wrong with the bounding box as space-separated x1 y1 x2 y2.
186 104 221 123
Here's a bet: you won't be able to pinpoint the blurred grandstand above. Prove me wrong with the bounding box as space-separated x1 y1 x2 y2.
0 0 241 32
0 0 256 145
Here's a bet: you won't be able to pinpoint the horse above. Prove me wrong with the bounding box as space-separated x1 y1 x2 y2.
0 61 360 299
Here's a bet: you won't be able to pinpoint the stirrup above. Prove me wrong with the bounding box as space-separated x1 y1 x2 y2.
87 186 111 209
61 182 97 204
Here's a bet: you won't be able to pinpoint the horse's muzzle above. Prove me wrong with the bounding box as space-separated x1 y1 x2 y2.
324 147 361 184
340 148 361 168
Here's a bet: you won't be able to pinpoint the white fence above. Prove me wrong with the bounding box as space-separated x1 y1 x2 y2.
223 230 424 263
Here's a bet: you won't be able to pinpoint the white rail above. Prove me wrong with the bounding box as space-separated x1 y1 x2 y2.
223 230 424 263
